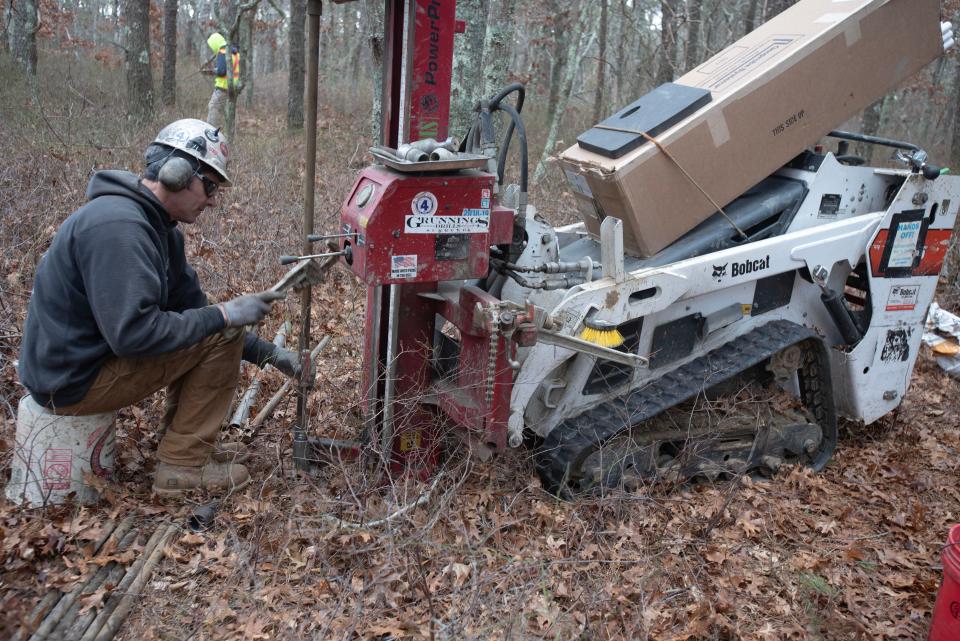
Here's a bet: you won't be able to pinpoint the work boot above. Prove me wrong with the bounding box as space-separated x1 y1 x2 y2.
153 461 251 497
211 441 251 463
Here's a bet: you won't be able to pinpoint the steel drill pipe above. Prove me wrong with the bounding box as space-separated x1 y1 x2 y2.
81 523 174 641
296 0 323 472
89 524 177 641
244 336 330 442
57 528 141 640
229 323 290 429
25 516 134 641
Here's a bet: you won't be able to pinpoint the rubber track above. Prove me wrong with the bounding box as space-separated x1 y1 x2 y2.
535 320 829 497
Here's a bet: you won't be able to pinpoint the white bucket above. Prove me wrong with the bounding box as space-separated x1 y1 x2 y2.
5 394 116 506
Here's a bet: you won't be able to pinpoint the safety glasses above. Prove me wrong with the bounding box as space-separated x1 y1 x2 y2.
194 172 220 198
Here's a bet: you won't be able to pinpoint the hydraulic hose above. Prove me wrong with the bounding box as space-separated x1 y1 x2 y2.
489 82 525 109
488 83 525 186
492 101 528 195
458 83 527 190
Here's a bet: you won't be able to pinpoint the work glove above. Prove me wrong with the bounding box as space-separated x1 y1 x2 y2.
269 347 319 380
269 347 304 379
218 291 285 328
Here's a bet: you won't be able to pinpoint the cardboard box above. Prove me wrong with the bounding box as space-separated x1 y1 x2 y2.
559 0 944 257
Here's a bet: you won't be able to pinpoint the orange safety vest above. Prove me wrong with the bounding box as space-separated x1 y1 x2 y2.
214 48 240 90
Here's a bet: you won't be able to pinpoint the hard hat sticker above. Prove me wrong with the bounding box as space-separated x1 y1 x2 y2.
411 192 438 216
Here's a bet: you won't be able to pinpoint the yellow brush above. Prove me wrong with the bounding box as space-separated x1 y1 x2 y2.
579 318 624 349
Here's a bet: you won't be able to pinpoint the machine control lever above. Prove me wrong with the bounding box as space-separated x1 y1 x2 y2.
280 248 350 265
307 232 356 243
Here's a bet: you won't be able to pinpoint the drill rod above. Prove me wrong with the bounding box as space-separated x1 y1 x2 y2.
295 0 323 471
280 250 346 265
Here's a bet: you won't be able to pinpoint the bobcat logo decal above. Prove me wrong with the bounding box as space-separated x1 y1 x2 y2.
712 263 728 282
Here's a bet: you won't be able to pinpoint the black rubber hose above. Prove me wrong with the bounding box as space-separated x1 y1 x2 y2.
490 85 526 184
489 82 525 110
457 84 526 162
492 101 528 194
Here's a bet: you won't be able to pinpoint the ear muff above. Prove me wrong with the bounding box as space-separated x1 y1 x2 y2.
158 156 194 192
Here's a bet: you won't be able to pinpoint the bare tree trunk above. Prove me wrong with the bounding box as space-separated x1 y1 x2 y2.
123 0 153 121
161 0 178 107
614 0 628 109
592 0 608 124
764 0 797 21
7 0 39 77
348 4 365 102
918 58 947 147
287 0 306 130
859 97 885 165
182 0 196 59
365 0 385 143
546 3 571 120
743 0 759 35
1 3 9 55
481 0 516 102
534 5 598 185
950 56 960 169
684 0 702 72
451 0 489 138
655 0 680 85
212 1 259 140
242 11 254 109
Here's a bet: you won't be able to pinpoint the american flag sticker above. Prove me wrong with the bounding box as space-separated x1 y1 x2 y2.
391 254 418 279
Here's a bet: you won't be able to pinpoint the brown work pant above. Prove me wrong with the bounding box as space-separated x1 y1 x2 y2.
53 330 243 466
207 88 227 130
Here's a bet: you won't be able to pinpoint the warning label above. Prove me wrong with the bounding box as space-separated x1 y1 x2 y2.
885 284 920 312
391 254 418 279
42 448 72 490
888 220 922 269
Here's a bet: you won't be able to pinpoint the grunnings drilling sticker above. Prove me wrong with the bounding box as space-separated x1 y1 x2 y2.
405 205 490 234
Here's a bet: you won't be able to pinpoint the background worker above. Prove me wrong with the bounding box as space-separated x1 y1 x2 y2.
203 32 239 129
18 118 301 497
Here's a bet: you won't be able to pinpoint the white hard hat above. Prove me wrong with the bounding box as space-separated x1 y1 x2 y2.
153 118 231 184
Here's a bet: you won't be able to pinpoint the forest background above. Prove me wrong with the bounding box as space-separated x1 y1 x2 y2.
2 1 960 640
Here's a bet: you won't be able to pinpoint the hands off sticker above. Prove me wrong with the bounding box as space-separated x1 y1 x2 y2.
412 192 438 216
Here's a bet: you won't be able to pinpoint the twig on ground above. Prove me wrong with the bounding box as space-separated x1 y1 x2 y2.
320 472 445 530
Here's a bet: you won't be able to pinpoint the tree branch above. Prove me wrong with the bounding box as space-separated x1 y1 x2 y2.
228 0 262 43
265 0 286 21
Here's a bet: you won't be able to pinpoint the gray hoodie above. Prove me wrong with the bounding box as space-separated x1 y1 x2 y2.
19 170 272 408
